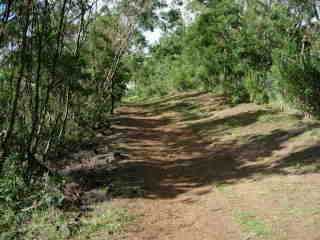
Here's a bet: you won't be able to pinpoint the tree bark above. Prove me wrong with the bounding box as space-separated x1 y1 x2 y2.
1 0 33 173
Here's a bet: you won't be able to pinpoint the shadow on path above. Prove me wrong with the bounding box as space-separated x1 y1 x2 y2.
64 95 320 202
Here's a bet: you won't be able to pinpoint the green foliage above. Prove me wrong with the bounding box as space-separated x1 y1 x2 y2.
129 0 320 118
0 155 64 239
0 154 135 239
279 51 320 115
0 0 151 178
244 72 269 104
76 207 139 239
0 1 167 237
3 0 320 237
21 206 138 240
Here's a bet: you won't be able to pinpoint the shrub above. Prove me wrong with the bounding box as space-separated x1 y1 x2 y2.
279 51 320 115
0 155 64 239
244 71 270 104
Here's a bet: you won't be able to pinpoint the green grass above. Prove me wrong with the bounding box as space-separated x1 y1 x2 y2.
75 206 139 239
188 110 270 133
257 112 301 124
233 209 270 238
287 207 320 217
123 94 149 103
21 204 139 240
215 182 233 193
23 208 70 240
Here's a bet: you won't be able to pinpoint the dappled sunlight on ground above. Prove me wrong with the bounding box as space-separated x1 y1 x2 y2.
58 92 320 239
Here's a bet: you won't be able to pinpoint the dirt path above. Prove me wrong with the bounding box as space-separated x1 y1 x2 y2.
112 99 245 240
65 92 320 240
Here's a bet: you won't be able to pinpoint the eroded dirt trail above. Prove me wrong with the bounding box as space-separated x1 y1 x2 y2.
112 94 245 240
67 92 320 240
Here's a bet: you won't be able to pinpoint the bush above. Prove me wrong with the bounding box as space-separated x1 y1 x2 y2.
244 71 270 104
279 51 320 115
0 155 64 239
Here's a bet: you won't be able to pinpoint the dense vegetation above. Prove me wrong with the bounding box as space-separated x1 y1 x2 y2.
1 0 320 238
133 0 320 112
0 0 166 237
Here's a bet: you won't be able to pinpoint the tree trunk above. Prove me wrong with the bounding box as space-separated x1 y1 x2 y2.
1 0 33 173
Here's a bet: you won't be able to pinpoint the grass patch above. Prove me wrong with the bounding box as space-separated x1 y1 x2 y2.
22 205 139 240
288 207 320 216
188 110 270 134
23 208 71 240
233 209 270 238
215 182 233 193
258 112 301 124
74 206 139 239
123 94 148 103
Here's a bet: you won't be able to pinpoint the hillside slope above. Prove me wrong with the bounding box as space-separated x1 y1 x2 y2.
109 92 320 240
35 92 320 240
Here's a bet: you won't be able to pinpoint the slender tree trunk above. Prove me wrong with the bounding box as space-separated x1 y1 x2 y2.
58 88 70 142
28 13 43 156
38 0 68 156
111 77 115 115
1 0 32 173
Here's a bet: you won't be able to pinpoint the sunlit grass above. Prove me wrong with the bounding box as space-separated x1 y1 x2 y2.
233 209 270 238
22 204 139 240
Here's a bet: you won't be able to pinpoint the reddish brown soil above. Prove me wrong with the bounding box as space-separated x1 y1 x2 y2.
108 94 240 239
69 92 320 239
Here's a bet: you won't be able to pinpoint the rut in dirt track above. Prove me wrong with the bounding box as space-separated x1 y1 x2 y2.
62 92 320 240
107 93 248 239
107 94 302 200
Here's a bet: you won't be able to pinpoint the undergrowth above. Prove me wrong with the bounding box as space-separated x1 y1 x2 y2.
0 154 64 239
0 153 137 240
